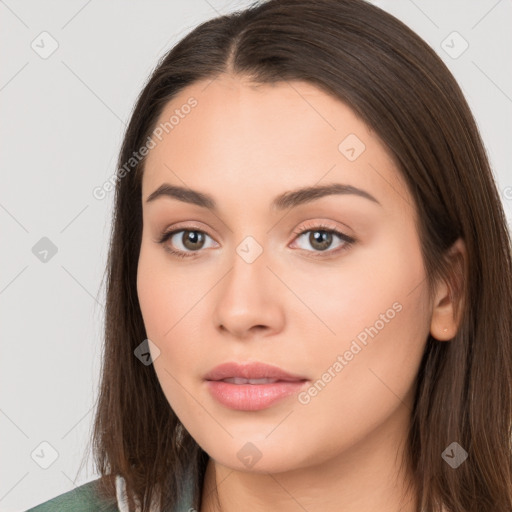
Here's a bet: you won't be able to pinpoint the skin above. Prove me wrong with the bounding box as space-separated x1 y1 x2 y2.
136 74 465 512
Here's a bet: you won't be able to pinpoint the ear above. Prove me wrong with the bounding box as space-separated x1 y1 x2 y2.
430 238 467 341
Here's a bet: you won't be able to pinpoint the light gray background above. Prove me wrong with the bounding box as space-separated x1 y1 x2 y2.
1 1 511 510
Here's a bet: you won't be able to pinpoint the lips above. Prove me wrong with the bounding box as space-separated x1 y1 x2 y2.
221 377 281 384
204 362 309 411
204 361 307 382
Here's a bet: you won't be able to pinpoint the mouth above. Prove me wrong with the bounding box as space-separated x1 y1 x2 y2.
219 377 294 384
204 361 308 381
204 362 309 411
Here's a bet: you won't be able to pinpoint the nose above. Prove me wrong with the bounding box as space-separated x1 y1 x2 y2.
212 243 285 340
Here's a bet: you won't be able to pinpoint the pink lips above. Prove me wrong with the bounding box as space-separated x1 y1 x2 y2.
204 362 309 411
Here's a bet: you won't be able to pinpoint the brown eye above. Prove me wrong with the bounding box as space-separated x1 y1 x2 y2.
308 231 333 251
181 230 206 251
157 227 217 258
292 225 355 256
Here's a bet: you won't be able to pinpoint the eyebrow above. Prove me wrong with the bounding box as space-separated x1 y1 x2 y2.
145 182 381 211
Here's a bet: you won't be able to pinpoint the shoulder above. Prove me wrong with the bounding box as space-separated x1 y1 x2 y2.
24 477 119 512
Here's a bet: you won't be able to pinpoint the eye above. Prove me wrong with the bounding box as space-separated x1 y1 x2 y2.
156 222 356 259
156 228 217 259
290 222 356 257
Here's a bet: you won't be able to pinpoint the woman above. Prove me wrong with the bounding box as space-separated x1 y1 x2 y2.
26 0 512 511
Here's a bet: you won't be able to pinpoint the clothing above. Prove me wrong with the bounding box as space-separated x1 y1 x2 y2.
25 472 434 511
24 474 194 512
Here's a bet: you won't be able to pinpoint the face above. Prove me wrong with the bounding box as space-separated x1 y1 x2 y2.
136 74 432 474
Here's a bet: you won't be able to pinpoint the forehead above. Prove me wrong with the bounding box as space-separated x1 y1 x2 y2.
141 74 412 216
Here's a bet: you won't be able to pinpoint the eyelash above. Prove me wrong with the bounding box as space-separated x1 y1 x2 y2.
156 222 356 260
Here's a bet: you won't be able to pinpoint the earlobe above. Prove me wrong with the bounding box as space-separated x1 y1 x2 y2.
429 238 467 341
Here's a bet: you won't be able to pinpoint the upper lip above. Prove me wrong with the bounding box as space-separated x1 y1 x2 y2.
204 362 308 382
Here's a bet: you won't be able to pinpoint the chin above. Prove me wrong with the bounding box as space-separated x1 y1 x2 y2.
199 436 317 475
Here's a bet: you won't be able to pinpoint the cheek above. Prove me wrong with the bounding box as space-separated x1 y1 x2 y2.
283 223 428 351
295 230 430 423
297 300 428 466
137 244 209 423
136 240 209 372
137 240 198 340
137 245 168 339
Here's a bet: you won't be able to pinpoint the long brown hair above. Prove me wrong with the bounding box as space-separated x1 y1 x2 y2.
83 0 512 510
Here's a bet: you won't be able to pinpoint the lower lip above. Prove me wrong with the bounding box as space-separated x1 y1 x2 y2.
206 380 308 411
